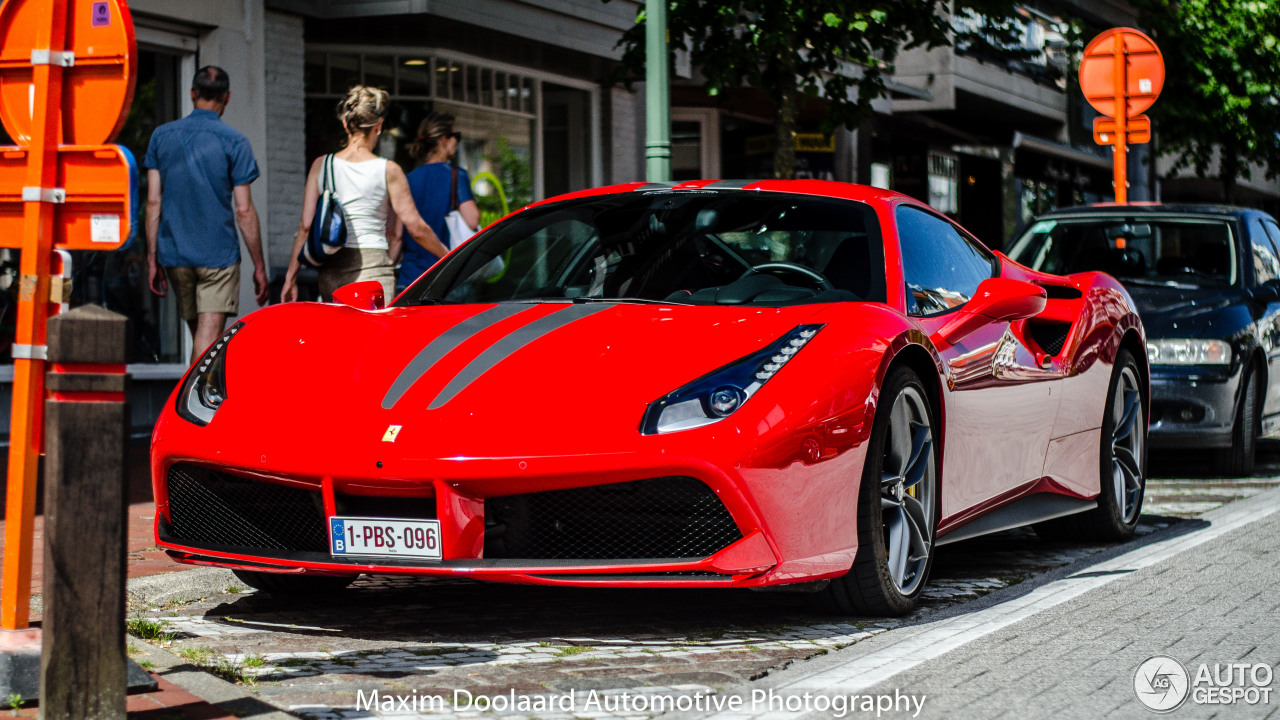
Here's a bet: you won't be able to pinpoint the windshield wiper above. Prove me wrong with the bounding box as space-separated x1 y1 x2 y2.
1122 277 1199 289
570 296 691 306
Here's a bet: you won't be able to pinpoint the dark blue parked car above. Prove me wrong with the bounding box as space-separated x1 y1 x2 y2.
1008 204 1280 476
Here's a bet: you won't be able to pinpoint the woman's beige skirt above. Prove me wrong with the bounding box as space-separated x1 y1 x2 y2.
317 247 396 302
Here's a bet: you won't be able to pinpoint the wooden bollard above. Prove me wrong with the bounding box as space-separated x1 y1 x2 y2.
39 305 129 720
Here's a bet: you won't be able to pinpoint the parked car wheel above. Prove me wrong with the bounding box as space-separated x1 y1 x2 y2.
1037 348 1145 541
233 570 358 596
825 366 938 616
1213 365 1260 477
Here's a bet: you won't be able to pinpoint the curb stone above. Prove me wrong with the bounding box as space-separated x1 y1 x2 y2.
127 567 240 612
130 637 300 720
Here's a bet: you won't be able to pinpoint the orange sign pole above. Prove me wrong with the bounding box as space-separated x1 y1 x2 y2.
1 0 64 630
1111 33 1129 204
1080 28 1164 205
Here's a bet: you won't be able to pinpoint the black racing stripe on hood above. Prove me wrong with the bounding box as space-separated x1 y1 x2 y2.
426 304 613 410
381 304 533 409
700 179 757 190
633 182 676 191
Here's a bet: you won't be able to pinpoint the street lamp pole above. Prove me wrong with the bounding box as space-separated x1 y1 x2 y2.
644 0 671 182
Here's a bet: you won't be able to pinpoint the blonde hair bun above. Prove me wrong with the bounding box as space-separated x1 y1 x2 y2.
337 85 390 135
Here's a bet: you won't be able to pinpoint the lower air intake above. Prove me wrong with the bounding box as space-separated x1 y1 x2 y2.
484 476 742 560
166 463 328 553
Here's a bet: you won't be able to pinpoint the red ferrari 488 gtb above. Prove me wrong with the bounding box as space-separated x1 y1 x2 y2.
152 180 1147 615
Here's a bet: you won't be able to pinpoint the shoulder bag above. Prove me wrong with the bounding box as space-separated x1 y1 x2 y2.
298 154 348 268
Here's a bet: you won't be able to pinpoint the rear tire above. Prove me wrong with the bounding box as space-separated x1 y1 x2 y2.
1035 348 1144 541
1213 365 1259 477
233 570 358 596
823 366 938 616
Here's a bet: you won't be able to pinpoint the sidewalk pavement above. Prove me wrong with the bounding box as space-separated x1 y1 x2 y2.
694 485 1280 720
0 500 177 618
0 445 249 720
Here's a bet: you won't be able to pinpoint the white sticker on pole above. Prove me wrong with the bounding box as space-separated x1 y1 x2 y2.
90 214 120 244
1138 78 1152 93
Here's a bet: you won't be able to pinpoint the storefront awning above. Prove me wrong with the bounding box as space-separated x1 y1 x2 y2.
1012 132 1111 171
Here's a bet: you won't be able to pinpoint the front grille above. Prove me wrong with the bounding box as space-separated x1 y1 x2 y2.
166 464 327 553
484 477 742 560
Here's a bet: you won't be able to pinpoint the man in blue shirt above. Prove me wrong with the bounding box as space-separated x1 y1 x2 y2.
145 66 269 364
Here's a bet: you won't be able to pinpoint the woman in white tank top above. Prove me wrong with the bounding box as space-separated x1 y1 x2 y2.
282 86 449 303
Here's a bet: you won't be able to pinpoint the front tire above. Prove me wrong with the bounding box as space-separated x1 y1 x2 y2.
1036 347 1145 541
1213 364 1259 477
233 570 358 596
824 366 938 616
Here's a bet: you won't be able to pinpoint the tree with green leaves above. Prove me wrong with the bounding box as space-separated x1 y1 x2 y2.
1135 1 1280 203
606 1 1026 179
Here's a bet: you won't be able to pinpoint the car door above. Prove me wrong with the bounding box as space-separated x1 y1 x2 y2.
894 205 1061 522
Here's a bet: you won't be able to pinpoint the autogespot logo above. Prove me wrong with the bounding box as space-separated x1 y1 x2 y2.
1134 655 1191 713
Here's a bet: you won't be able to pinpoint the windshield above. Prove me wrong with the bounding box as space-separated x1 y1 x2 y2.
396 191 886 307
1007 217 1238 288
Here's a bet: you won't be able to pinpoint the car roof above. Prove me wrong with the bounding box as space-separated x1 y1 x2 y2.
538 179 924 209
1032 202 1268 220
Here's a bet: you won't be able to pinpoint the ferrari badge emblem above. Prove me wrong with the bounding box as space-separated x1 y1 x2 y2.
382 425 402 442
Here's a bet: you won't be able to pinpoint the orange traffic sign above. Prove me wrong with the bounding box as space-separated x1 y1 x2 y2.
0 0 137 630
1080 28 1164 119
0 0 135 145
1094 114 1152 145
0 144 133 250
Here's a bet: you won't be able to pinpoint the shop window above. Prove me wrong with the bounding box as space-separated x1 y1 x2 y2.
304 49 587 216
304 52 327 94
363 55 394 94
0 48 192 366
398 57 430 96
928 152 960 215
329 54 360 95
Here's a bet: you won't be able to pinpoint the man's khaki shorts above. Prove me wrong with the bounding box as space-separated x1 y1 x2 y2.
166 265 240 322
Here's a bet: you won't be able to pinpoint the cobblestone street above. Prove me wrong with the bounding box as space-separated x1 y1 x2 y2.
125 447 1280 720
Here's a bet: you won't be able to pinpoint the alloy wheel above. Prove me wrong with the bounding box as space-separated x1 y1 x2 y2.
879 385 936 595
1110 365 1144 524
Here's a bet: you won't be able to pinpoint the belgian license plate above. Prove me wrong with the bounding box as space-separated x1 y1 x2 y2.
329 516 441 560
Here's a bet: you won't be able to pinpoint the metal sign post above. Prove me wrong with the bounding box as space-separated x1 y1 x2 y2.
1079 28 1165 204
0 0 136 631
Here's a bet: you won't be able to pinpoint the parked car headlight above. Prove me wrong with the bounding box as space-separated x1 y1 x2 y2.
1146 338 1231 366
177 322 245 426
641 325 823 434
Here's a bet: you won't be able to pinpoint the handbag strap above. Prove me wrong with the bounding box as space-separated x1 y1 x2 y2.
321 153 335 194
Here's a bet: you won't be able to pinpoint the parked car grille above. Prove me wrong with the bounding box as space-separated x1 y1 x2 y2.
166 463 328 553
484 477 742 560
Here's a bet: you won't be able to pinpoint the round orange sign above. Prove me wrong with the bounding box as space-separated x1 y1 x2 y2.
1079 27 1164 119
0 0 137 145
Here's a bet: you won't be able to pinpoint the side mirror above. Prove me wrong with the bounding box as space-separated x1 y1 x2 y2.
332 280 386 310
1252 280 1280 304
933 277 1047 345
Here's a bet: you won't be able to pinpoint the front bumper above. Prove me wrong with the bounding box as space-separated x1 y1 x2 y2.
150 449 858 588
1147 365 1241 448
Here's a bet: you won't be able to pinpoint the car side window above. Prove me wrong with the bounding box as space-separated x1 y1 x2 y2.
896 206 995 316
1260 218 1280 285
1248 217 1280 285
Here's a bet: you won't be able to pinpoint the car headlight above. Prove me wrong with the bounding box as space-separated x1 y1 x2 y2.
641 325 824 434
177 322 244 425
1146 338 1231 366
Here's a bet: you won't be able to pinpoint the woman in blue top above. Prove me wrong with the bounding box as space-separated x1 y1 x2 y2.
398 112 481 290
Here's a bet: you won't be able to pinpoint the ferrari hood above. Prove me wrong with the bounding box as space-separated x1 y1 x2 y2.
215 301 827 457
